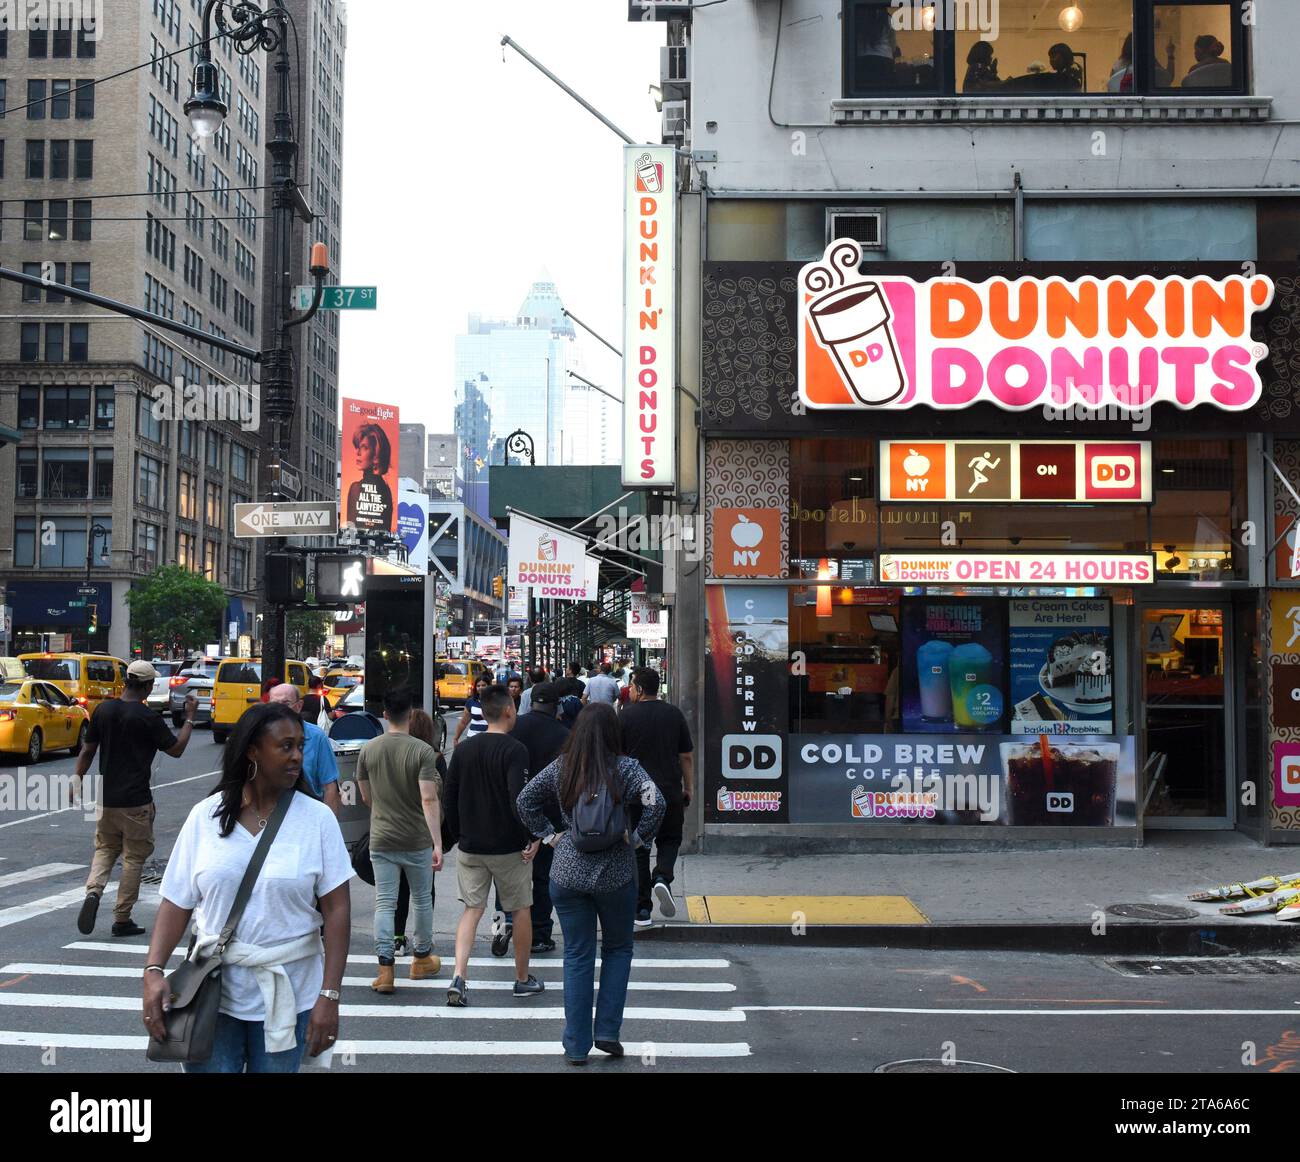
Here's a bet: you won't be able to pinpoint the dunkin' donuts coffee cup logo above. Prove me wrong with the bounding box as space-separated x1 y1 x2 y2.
798 239 1275 413
635 152 664 195
537 534 558 562
800 240 908 407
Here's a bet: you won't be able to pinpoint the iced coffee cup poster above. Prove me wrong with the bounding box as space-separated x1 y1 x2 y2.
900 598 1006 734
1009 599 1114 735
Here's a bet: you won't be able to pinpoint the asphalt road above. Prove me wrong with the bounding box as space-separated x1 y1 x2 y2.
2 723 1299 1075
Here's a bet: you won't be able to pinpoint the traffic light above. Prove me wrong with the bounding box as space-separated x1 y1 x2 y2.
315 555 368 603
267 554 307 605
492 576 504 598
87 604 97 635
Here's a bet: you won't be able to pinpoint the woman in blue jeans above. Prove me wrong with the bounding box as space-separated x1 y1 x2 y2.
517 703 664 1065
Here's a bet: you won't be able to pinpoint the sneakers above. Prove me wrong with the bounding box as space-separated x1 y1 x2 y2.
652 878 676 918
531 938 557 954
512 974 545 998
595 1039 624 1057
634 909 653 928
446 974 468 1007
409 953 442 980
111 919 145 938
76 893 100 935
490 918 512 958
392 935 408 957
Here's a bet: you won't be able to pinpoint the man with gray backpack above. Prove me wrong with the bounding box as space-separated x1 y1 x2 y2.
517 702 665 1065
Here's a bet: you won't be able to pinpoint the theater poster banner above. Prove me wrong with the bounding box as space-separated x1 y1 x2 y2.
788 734 1137 827
704 586 789 823
341 398 399 534
798 239 1274 413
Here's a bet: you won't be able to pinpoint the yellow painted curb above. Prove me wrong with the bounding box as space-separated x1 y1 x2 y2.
687 895 929 925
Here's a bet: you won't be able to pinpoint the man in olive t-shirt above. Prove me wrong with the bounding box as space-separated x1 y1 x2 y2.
357 688 442 992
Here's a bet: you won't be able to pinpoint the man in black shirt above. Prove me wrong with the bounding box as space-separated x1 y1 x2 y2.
620 667 694 926
74 661 197 937
509 681 570 954
442 684 543 1006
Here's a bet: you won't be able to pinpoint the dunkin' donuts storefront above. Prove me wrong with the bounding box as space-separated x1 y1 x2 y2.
697 244 1300 846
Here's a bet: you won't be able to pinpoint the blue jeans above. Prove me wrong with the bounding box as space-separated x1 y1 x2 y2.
373 848 433 960
550 877 637 1060
183 1009 311 1074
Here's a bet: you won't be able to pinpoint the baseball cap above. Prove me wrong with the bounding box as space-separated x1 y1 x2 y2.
528 681 559 706
127 660 158 682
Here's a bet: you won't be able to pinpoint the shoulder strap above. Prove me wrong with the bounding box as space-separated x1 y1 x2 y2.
216 789 295 954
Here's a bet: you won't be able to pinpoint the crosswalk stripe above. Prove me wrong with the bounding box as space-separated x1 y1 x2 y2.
0 1030 752 1057
1 964 736 993
62 942 732 970
0 992 746 1021
0 885 115 930
0 864 86 890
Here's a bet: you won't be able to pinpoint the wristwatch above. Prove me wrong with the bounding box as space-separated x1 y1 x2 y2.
318 989 340 1002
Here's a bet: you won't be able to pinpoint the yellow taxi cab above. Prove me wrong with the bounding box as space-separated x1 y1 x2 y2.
0 677 91 763
19 652 126 712
321 665 363 710
435 658 490 707
210 658 310 744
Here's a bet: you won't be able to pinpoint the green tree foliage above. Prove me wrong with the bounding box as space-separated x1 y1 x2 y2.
287 610 335 659
125 566 228 656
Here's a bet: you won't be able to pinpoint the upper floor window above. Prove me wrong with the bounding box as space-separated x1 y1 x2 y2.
844 1 1248 98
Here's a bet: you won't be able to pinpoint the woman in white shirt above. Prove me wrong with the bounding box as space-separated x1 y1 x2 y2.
143 702 353 1073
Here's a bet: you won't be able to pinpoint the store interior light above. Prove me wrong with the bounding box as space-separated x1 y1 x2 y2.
816 558 832 617
1058 4 1084 33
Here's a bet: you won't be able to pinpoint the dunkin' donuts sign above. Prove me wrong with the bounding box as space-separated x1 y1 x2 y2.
798 240 1275 412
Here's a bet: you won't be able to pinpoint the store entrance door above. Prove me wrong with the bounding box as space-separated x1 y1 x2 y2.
1139 602 1234 828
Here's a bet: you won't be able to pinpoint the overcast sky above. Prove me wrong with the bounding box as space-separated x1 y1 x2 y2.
338 1 665 442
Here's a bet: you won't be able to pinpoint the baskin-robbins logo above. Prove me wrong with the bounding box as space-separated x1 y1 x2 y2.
716 786 783 813
798 239 1275 412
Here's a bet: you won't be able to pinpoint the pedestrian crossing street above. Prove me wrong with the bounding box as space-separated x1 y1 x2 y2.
0 937 753 1067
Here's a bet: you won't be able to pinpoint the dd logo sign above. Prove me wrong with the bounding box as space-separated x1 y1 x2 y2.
721 734 783 780
1046 792 1076 814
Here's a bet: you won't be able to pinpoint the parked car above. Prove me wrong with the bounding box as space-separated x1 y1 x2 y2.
19 653 126 712
169 668 215 728
146 660 184 714
0 679 90 763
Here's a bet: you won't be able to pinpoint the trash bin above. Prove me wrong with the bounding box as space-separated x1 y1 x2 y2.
329 711 383 850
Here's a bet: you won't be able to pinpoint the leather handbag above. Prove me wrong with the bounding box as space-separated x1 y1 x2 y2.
146 790 295 1064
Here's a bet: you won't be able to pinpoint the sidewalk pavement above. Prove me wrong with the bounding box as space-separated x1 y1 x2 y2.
641 832 1300 952
353 834 1300 959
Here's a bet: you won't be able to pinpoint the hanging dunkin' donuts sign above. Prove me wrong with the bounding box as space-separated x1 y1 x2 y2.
797 240 1275 412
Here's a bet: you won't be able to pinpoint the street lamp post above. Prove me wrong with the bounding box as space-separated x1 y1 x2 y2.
186 0 329 683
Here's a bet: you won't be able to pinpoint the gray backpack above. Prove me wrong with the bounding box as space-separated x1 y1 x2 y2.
571 763 629 853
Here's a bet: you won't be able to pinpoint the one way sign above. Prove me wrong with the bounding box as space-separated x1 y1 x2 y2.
234 502 338 538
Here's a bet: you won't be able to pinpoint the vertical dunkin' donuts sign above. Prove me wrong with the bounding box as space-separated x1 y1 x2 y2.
622 145 676 487
798 240 1275 412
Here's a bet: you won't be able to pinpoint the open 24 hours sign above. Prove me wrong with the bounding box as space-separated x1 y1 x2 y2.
879 553 1155 585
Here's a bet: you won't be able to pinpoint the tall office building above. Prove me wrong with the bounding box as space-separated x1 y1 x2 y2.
260 0 346 510
0 4 270 658
453 374 492 485
455 273 621 479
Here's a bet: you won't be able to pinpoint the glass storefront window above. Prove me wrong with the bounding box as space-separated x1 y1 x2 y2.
956 0 1133 95
1150 438 1246 582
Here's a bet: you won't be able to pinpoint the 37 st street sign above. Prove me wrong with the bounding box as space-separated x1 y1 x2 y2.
234 502 338 538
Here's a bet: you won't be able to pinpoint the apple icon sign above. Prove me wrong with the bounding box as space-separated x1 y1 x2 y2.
731 514 764 549
903 448 930 478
